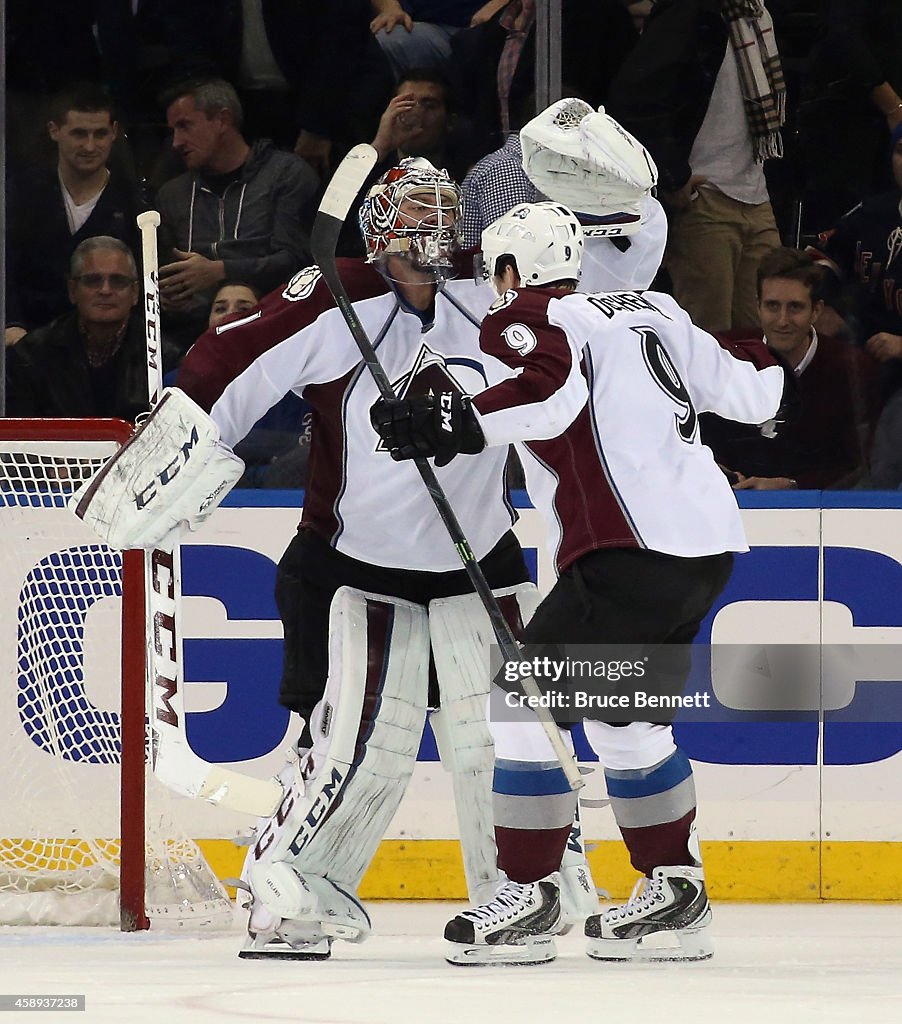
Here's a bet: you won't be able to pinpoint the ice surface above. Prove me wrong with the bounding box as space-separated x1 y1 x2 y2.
1 903 900 1024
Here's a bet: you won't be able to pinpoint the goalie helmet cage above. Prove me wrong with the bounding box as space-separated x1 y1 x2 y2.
0 418 232 930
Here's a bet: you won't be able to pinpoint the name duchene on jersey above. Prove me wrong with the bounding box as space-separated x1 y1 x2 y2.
585 291 670 320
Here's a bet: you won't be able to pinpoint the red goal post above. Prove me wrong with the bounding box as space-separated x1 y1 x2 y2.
0 418 232 930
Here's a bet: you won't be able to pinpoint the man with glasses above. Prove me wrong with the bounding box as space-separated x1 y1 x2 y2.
5 237 150 421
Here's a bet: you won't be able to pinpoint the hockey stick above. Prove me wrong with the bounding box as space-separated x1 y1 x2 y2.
135 212 282 816
311 145 583 791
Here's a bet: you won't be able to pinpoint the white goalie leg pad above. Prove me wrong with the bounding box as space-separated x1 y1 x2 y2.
559 804 600 928
70 387 244 550
429 583 541 904
245 586 430 895
245 861 372 950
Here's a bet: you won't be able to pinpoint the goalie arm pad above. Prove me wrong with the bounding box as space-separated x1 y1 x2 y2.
71 387 245 550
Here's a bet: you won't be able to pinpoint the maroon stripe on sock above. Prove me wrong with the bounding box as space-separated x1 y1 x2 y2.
496 825 571 884
496 592 525 638
620 809 697 877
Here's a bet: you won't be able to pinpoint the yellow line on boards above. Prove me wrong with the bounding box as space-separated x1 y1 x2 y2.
197 839 902 902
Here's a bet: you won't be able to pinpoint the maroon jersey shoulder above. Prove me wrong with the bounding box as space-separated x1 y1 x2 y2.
480 288 565 366
177 260 389 411
475 288 574 417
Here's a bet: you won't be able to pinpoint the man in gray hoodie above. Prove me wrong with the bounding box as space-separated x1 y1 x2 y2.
156 77 319 367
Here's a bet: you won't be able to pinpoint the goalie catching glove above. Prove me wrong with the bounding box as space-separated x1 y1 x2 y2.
370 391 485 467
70 387 245 549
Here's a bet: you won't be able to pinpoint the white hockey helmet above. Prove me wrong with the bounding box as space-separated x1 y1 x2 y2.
358 157 462 271
520 98 657 237
480 201 584 292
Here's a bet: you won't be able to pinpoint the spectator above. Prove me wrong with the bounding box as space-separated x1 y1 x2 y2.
225 0 393 177
5 237 149 421
5 5 108 171
206 280 312 489
497 1 637 135
459 94 541 248
155 77 319 369
807 122 902 370
607 0 786 333
801 0 902 228
337 68 474 256
862 390 902 489
369 1 498 80
208 280 263 326
5 82 143 347
451 0 637 149
370 68 474 181
702 247 881 490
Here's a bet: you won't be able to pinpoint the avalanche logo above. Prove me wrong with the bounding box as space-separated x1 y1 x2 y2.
374 344 486 453
487 289 517 315
283 265 323 302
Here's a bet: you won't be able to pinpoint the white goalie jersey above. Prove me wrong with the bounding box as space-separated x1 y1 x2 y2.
177 259 515 572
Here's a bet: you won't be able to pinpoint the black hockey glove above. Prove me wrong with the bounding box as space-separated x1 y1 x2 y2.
370 391 486 467
759 347 802 439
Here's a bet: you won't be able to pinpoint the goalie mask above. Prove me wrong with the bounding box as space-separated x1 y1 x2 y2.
359 158 462 273
521 99 657 237
480 201 584 294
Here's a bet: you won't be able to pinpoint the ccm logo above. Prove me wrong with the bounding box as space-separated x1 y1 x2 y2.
287 766 346 856
135 425 201 510
439 393 453 433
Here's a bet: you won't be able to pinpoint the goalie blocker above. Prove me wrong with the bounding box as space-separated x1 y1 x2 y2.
71 387 244 550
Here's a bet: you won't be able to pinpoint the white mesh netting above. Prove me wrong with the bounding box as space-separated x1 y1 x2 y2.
0 436 234 928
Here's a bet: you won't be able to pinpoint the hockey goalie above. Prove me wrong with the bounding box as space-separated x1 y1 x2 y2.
71 152 604 960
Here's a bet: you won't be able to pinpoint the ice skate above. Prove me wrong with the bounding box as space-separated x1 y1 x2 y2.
444 876 562 966
237 863 370 961
240 927 333 961
585 864 712 962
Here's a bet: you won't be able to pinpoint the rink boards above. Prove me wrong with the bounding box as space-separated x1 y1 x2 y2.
5 491 902 900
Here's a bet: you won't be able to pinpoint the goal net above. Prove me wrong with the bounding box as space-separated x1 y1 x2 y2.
0 419 234 929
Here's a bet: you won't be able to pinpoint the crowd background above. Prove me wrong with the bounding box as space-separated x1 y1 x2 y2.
3 0 902 489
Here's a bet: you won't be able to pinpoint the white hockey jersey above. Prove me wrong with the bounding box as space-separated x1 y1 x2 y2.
579 195 667 294
177 259 516 571
471 287 786 569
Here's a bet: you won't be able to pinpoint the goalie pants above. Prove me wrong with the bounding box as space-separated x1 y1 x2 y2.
275 527 530 722
492 546 733 882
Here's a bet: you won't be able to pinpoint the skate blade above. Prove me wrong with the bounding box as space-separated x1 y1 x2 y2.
586 928 713 963
445 934 557 967
239 936 331 961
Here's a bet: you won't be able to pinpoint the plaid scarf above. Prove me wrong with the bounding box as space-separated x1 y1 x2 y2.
722 0 786 161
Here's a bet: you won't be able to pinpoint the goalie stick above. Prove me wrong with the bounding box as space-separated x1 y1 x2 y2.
134 211 282 817
310 145 583 792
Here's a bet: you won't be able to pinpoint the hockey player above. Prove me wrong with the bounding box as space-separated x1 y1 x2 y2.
166 158 542 958
372 199 793 965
